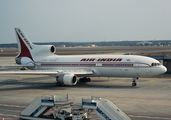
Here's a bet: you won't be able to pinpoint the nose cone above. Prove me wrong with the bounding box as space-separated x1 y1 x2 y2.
151 65 167 76
161 66 167 74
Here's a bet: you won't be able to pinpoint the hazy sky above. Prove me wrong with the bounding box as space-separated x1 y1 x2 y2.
1 0 171 43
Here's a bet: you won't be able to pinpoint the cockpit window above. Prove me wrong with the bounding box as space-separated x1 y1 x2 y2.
151 63 161 67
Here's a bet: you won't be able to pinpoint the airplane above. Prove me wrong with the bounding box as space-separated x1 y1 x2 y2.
0 28 167 86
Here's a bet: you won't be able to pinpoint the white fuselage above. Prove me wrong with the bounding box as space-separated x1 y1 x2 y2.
33 54 167 78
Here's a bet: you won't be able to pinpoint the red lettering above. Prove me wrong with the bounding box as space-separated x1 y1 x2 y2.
80 58 86 61
18 30 21 33
21 33 24 38
26 40 29 44
18 30 32 50
89 58 95 61
116 58 122 61
80 58 122 62
100 58 107 61
107 58 113 61
113 58 116 61
97 58 101 61
86 59 90 61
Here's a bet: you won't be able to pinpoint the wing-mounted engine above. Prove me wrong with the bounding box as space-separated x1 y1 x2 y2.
56 73 77 86
16 57 35 70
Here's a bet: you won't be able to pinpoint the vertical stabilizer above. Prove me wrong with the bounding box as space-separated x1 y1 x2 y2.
15 28 56 66
15 28 34 61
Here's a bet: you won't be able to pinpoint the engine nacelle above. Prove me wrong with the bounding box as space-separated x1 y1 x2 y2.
33 45 56 56
56 73 77 86
16 57 35 69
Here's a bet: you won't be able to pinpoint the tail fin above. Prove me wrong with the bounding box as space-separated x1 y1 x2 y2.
15 28 34 61
15 28 56 64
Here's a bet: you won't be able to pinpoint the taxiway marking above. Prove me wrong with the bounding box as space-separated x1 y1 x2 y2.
129 115 171 120
0 104 26 108
0 109 20 113
0 114 18 118
149 79 160 82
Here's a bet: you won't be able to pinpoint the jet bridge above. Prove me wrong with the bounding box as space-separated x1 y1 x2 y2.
19 95 131 120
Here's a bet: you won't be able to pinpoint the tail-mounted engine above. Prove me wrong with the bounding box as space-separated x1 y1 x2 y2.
56 73 77 86
33 45 56 56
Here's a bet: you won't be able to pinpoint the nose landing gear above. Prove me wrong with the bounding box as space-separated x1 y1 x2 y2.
132 77 138 87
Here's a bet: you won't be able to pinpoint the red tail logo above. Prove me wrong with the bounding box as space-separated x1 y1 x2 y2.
15 29 34 61
17 29 33 50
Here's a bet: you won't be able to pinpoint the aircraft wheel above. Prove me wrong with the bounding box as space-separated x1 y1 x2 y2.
132 82 137 87
79 78 83 82
88 78 91 82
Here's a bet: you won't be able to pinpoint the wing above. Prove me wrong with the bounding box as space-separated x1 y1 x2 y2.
0 69 94 76
0 64 94 76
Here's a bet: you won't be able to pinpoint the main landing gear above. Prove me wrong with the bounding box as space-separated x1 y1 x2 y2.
79 77 91 83
132 77 138 87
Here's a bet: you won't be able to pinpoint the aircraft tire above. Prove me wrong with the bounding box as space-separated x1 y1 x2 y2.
88 78 91 82
132 82 137 87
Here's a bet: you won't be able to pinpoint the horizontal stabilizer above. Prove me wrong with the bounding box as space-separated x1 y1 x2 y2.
0 64 33 67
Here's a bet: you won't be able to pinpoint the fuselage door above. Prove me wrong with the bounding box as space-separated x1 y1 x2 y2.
134 61 139 70
96 63 102 69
